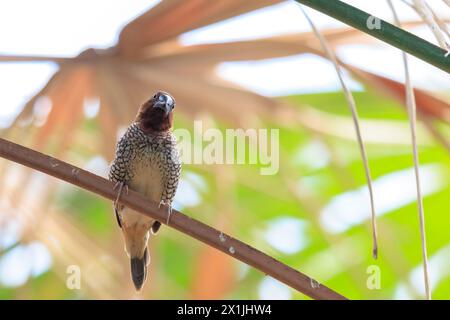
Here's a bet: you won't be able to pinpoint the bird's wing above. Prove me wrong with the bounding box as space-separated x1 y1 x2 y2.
109 130 136 184
109 128 138 228
160 134 182 205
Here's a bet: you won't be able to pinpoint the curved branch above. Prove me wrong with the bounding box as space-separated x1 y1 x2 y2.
295 0 450 73
0 54 73 63
0 137 346 300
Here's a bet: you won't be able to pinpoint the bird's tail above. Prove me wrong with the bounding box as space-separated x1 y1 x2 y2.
130 246 149 291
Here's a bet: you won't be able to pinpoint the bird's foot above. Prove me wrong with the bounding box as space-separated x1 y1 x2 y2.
113 181 128 227
114 181 129 205
158 200 173 225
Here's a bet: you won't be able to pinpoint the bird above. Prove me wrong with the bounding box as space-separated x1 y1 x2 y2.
108 91 181 291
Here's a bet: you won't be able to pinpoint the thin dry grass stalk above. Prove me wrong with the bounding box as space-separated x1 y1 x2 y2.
298 5 379 260
388 0 431 300
404 0 450 55
424 2 450 39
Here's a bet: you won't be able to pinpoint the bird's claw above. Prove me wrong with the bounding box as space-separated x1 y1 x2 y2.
158 200 173 225
113 181 128 227
113 181 129 194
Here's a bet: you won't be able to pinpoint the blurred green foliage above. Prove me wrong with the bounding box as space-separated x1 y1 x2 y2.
1 89 449 300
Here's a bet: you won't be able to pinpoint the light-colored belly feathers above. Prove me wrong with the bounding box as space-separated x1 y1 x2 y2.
121 161 163 258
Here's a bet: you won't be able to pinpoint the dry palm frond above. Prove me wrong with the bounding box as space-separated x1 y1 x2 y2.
345 67 450 123
118 0 283 56
343 64 450 155
420 117 450 153
2 177 128 298
139 19 435 66
5 71 63 132
0 0 448 299
6 68 91 207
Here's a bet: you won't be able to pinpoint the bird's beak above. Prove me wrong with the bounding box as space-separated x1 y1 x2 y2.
153 94 174 116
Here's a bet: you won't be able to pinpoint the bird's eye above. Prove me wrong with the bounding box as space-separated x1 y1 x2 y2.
153 94 157 98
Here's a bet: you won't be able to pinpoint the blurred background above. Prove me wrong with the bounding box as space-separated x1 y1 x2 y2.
0 0 449 299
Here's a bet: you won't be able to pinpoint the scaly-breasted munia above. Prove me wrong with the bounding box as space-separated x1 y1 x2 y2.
109 91 181 291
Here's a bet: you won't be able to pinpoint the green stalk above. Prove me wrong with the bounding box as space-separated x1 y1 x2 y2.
295 0 450 73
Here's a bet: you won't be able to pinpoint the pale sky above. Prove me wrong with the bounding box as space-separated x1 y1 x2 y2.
0 0 449 127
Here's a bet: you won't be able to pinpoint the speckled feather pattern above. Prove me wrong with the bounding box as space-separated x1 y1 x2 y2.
110 91 178 290
109 122 181 207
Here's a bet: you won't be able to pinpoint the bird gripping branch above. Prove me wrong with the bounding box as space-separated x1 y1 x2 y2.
109 91 181 291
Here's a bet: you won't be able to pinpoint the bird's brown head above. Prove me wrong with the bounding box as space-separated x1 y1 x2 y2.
136 91 175 133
